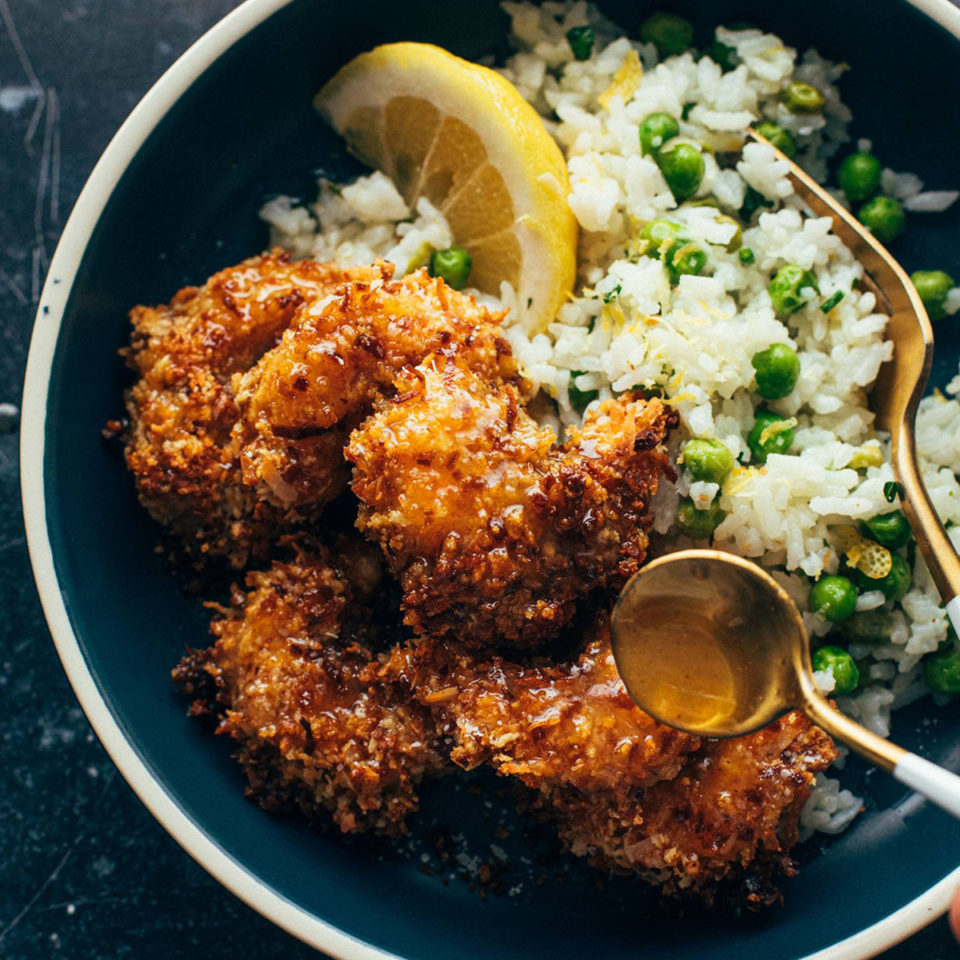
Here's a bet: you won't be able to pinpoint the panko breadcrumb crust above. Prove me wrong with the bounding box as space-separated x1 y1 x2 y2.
122 254 836 907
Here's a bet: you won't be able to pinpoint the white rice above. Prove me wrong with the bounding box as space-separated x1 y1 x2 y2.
262 0 960 836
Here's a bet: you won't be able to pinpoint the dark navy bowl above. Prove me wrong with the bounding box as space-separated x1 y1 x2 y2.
21 1 960 957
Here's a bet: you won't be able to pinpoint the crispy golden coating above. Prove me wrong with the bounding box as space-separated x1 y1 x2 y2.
384 622 697 794
549 711 836 907
124 251 372 567
234 265 517 508
386 615 835 905
145 250 833 907
347 355 676 648
173 538 447 835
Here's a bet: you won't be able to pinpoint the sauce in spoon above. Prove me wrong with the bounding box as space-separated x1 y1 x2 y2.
611 549 960 817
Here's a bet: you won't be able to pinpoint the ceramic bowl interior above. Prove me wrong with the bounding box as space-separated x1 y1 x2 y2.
28 1 960 958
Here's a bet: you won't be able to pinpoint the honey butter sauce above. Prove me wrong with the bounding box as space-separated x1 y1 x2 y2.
612 554 801 737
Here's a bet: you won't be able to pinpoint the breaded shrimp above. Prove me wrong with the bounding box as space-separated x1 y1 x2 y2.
347 354 676 647
173 536 447 835
393 614 836 905
233 264 517 508
124 251 372 567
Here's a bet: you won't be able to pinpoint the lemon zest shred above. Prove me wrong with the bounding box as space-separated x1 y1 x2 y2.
759 416 798 447
831 525 893 579
598 50 643 109
848 444 883 469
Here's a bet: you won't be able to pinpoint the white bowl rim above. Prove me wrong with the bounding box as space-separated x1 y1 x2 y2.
19 0 960 957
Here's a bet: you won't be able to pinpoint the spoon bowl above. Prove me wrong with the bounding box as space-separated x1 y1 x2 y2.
611 550 805 738
612 549 960 819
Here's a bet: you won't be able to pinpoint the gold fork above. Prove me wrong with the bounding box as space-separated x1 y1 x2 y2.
747 129 960 633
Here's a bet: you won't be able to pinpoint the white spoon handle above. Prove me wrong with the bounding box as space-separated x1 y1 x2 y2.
894 752 960 820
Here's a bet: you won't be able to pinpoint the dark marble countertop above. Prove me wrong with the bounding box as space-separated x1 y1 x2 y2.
1 2 958 957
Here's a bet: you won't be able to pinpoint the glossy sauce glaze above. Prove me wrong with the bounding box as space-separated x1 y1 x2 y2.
612 555 799 738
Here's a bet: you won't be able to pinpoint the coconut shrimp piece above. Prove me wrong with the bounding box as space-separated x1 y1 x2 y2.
124 251 372 568
547 709 836 907
174 536 447 835
346 353 677 648
234 264 516 508
392 613 836 907
383 616 698 795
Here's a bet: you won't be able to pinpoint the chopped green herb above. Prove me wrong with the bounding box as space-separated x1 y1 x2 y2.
883 481 902 503
568 371 599 414
738 247 755 265
682 101 695 120
703 39 736 71
820 290 845 313
566 25 595 61
740 185 772 220
603 284 622 303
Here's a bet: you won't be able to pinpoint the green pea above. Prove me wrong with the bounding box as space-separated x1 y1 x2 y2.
911 269 955 322
703 39 736 71
780 80 826 113
858 511 911 550
639 12 694 57
675 497 725 539
751 343 800 399
682 438 734 484
747 409 795 462
738 247 755 265
768 263 819 316
566 25 594 61
837 151 882 204
857 195 905 245
640 219 684 259
657 142 705 202
808 575 858 622
568 370 599 414
856 553 911 603
924 642 960 695
838 609 895 643
639 112 680 157
812 645 860 696
668 241 707 282
740 185 772 221
429 245 472 289
754 122 797 159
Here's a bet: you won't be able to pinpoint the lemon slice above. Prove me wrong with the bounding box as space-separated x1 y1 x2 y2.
315 42 577 329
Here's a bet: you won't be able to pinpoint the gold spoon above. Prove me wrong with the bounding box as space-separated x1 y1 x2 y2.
611 549 960 818
747 127 960 631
